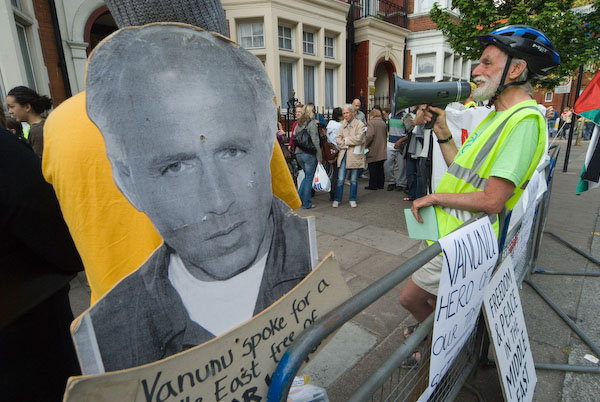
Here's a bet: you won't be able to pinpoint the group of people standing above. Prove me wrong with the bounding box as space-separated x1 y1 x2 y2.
286 98 430 209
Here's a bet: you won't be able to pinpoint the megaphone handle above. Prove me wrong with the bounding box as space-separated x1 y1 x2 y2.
424 111 437 130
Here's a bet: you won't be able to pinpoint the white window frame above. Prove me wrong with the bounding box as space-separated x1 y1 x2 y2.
324 36 335 59
416 53 436 76
280 60 296 112
302 31 315 55
14 20 37 90
414 0 450 14
278 25 293 51
545 92 553 102
0 68 6 106
324 67 337 112
303 63 318 105
238 22 264 49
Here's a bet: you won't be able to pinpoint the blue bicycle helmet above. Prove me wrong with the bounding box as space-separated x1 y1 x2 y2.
477 25 560 78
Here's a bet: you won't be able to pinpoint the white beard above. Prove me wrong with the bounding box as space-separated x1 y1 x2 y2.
472 74 501 102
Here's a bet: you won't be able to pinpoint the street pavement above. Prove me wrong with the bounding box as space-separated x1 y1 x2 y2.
68 138 600 401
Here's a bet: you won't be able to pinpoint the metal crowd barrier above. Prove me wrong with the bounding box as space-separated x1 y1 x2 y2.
268 146 561 402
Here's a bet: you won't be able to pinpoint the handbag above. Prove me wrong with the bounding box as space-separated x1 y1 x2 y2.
322 141 339 163
293 128 316 154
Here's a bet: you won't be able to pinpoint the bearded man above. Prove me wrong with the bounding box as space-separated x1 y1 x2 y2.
399 25 559 324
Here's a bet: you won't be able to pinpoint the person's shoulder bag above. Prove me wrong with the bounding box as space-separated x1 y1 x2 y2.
293 127 317 154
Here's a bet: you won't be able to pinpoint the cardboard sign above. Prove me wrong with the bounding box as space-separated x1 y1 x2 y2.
419 217 499 401
483 256 537 402
63 253 351 402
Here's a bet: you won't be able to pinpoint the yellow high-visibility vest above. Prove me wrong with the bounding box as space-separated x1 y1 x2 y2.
433 100 546 239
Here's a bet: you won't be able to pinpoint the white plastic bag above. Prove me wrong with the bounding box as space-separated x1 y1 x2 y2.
287 384 329 402
312 163 331 192
287 376 329 402
297 169 305 190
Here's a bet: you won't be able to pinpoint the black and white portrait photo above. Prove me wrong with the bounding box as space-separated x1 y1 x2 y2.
72 23 317 374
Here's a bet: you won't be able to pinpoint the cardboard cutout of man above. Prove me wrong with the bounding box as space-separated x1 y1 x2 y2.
73 24 316 374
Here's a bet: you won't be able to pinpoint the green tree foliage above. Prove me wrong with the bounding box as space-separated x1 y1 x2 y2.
430 0 600 88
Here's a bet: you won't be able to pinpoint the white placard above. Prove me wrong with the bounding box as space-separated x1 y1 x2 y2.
419 217 499 401
554 77 572 94
432 106 493 192
483 256 537 402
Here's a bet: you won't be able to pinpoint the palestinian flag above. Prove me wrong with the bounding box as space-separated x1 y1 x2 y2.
575 71 600 194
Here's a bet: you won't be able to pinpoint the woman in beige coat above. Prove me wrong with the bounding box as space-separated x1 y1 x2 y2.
364 108 388 190
332 104 366 208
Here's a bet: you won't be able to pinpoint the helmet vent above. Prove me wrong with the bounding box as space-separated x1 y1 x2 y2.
523 32 538 40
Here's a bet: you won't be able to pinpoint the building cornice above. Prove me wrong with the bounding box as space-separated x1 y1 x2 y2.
354 17 410 44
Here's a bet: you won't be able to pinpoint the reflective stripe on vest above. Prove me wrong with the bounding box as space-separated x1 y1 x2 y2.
433 99 546 240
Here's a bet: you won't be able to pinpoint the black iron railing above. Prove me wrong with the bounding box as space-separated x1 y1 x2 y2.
351 0 408 28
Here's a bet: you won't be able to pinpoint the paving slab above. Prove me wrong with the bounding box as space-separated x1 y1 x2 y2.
343 225 419 256
314 214 366 237
313 232 379 272
345 250 411 281
301 322 378 388
344 273 410 338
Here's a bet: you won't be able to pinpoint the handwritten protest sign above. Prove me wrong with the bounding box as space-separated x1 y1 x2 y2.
63 253 350 402
505 171 545 271
418 217 499 401
483 256 536 402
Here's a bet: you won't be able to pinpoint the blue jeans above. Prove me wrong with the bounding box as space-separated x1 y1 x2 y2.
405 156 423 200
334 154 361 202
296 152 317 209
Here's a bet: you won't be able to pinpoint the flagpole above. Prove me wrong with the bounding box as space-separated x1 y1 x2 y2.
563 64 585 172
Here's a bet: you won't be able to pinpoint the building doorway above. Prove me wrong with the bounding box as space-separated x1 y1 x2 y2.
85 6 117 55
373 60 395 109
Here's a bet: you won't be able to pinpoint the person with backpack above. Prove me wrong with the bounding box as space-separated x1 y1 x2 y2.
294 104 322 209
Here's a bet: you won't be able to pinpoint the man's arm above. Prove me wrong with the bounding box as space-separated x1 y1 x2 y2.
393 136 409 149
345 121 366 145
411 176 515 223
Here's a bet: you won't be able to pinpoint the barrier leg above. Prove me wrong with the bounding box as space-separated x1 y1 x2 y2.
523 279 600 358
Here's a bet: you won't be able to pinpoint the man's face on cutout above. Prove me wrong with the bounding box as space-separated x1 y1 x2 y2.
107 84 273 281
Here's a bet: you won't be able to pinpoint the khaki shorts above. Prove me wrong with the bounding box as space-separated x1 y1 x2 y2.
411 241 443 296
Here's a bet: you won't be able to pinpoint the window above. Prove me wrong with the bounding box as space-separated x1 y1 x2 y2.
238 23 264 49
15 22 36 89
443 54 452 75
325 68 335 109
303 31 314 55
0 69 6 106
304 65 315 104
545 92 553 102
419 0 437 12
278 26 292 51
453 56 461 77
462 60 470 80
324 36 335 58
280 62 295 109
417 54 435 75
